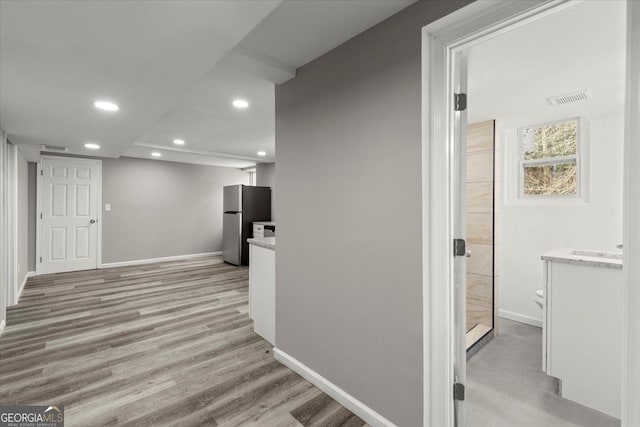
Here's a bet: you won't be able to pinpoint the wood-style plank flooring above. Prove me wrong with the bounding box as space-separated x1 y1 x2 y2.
0 256 366 427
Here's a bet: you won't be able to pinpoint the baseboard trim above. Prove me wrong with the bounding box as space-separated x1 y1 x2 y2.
499 309 543 328
99 252 222 269
0 320 5 337
15 271 35 304
273 348 396 427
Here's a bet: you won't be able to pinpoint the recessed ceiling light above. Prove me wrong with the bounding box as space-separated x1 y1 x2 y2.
232 99 249 109
151 152 162 157
173 139 185 145
84 143 100 150
93 100 119 112
257 151 267 156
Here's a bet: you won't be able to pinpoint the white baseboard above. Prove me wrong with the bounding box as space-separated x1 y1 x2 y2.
0 320 5 336
15 271 35 304
99 251 222 269
273 348 396 427
499 309 543 328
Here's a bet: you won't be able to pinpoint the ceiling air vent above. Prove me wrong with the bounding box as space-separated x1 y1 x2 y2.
41 144 68 152
547 90 591 106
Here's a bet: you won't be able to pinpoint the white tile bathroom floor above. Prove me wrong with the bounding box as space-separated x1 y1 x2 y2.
467 319 620 427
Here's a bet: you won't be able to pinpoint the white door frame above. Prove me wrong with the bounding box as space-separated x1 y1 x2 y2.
0 132 9 330
422 1 639 426
6 142 18 306
622 2 640 425
36 155 102 275
0 136 19 323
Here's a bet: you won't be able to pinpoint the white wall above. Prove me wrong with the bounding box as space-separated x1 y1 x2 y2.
499 113 624 325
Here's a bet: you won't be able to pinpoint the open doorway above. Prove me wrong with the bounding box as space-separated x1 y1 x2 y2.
464 2 625 424
422 1 639 426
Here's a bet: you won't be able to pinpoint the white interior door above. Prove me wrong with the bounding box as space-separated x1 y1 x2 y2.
452 51 468 427
39 157 100 274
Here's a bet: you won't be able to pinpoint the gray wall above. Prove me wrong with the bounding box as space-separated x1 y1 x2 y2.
275 1 471 425
256 163 276 221
102 157 249 263
27 162 36 271
17 151 29 286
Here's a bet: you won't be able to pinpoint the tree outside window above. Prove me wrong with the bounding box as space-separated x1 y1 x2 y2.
519 118 580 197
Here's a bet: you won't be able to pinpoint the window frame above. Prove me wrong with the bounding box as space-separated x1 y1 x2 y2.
517 116 584 200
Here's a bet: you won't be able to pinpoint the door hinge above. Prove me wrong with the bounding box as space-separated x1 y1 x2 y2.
453 238 466 257
454 93 467 111
40 213 43 219
40 169 43 176
453 382 465 401
40 256 42 263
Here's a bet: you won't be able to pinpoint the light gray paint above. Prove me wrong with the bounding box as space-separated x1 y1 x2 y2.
0 131 7 325
101 157 249 263
27 162 36 271
256 163 276 221
275 1 472 425
17 151 28 287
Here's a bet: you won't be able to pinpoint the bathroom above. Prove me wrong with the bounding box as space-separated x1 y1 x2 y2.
462 1 625 425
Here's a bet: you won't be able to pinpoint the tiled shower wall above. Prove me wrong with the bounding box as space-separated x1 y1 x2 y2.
466 120 497 335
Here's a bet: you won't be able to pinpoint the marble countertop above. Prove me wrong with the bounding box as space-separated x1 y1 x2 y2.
247 236 275 250
253 221 275 226
541 248 622 269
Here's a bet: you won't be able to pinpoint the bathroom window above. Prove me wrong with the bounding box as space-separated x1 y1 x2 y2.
518 117 582 198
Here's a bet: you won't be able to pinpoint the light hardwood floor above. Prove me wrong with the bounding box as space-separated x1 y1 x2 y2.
0 256 366 427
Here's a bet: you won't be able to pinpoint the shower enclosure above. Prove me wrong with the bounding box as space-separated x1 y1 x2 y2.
466 120 498 351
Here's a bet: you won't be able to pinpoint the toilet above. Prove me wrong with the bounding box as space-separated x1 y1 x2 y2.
535 289 544 309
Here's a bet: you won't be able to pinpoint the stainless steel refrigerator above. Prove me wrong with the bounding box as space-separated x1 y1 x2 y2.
223 185 271 265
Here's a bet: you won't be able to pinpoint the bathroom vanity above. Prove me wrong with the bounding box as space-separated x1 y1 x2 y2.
541 248 623 418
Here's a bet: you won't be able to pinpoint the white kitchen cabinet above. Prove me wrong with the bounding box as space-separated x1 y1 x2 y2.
248 240 275 345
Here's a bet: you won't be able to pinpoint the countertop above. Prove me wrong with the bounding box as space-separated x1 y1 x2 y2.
253 221 275 226
541 248 622 269
247 236 276 250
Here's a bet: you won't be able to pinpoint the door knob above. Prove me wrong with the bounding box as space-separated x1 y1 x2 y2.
90 219 96 224
466 250 472 258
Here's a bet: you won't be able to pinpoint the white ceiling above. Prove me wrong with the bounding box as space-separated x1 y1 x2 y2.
127 55 276 167
467 0 626 129
1 0 416 167
0 0 280 162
